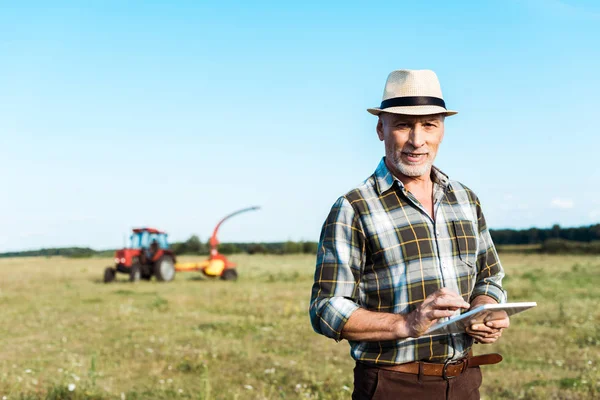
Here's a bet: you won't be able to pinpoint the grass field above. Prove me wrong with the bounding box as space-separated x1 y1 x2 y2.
0 253 599 399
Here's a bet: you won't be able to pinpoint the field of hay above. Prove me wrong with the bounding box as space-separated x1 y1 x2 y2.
0 253 599 399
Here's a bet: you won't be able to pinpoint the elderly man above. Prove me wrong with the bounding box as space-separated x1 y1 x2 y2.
309 70 508 399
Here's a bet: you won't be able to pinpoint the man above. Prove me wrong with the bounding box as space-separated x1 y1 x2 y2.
309 70 508 399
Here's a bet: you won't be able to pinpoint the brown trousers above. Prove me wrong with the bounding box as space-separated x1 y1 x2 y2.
352 362 482 400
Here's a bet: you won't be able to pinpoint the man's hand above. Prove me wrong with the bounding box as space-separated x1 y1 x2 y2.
466 296 510 344
405 288 470 338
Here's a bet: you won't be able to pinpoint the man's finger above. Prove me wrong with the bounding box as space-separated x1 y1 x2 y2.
477 338 497 344
467 332 487 341
431 288 467 302
472 331 502 341
430 296 470 310
467 329 502 340
485 318 510 329
437 287 456 296
469 323 500 334
469 333 499 342
426 309 457 320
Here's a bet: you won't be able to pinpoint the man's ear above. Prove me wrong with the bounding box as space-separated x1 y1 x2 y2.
438 117 445 143
376 117 385 141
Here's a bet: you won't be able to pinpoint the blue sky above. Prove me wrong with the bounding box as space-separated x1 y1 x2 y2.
1 0 599 251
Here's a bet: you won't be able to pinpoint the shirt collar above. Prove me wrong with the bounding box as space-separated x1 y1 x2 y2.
373 157 451 195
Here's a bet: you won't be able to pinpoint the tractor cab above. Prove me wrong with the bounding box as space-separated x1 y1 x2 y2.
130 228 170 250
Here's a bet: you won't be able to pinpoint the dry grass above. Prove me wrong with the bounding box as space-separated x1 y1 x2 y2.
0 253 598 399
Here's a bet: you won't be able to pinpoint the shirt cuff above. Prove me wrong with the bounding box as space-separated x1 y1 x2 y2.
471 283 507 304
312 297 360 341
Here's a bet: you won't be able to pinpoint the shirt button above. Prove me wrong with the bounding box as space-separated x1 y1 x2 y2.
436 230 441 237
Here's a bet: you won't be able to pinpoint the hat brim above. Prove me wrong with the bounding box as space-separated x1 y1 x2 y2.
367 105 458 117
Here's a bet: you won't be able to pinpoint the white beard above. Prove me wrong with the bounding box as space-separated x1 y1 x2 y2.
390 152 434 177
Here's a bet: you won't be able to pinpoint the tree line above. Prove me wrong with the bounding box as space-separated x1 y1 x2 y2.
2 224 599 258
0 238 320 258
490 224 600 245
490 224 600 254
0 247 113 258
170 235 319 255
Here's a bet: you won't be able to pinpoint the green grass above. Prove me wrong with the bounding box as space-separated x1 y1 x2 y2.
0 253 599 399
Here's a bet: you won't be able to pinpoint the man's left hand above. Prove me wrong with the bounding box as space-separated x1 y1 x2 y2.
466 296 510 344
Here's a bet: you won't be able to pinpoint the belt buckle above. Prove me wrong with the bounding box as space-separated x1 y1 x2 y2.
442 358 463 380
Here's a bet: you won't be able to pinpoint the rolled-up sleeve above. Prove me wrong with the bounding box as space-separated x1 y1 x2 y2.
309 196 365 341
471 200 507 303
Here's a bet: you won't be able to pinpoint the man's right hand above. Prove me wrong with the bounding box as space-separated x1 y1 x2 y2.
340 288 470 342
403 288 470 338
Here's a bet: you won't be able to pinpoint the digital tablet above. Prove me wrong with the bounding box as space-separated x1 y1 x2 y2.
425 302 537 336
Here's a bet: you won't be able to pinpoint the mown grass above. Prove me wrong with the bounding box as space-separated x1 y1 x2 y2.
0 253 598 399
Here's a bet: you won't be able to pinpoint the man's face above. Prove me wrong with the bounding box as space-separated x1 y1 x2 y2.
376 113 445 179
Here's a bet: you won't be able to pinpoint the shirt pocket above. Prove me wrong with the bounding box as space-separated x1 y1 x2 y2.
452 220 478 268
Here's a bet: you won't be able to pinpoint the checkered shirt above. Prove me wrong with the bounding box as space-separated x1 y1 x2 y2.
309 158 506 364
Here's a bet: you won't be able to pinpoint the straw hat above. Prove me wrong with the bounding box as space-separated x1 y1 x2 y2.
367 69 457 116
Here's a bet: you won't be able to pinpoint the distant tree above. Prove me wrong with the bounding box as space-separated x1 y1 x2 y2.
171 242 185 255
185 235 203 254
526 228 539 244
302 241 319 255
247 243 267 255
592 224 600 241
284 241 301 254
219 243 240 254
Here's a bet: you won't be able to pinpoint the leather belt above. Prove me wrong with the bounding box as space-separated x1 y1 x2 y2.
374 351 502 379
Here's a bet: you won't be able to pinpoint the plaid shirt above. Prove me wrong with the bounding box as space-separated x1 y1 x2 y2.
310 158 506 365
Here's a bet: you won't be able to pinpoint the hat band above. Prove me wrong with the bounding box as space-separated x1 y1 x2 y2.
380 96 446 110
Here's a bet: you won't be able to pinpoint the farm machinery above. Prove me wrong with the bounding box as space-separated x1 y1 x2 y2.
103 206 259 283
175 206 260 281
103 228 176 283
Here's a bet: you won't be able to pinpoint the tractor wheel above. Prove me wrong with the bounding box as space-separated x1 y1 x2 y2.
129 263 142 282
103 267 116 283
221 268 238 281
154 256 175 282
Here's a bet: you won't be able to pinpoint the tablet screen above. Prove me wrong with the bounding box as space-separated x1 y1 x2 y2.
425 302 537 335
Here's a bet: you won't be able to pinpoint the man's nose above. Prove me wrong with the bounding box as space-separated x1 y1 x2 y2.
408 125 426 148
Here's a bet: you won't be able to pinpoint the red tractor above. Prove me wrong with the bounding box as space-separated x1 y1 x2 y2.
103 228 176 283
